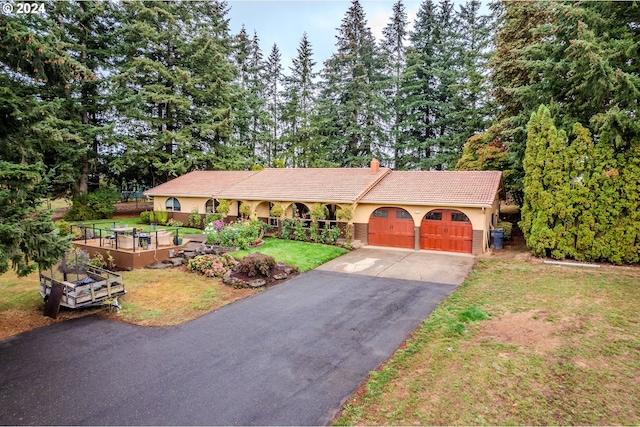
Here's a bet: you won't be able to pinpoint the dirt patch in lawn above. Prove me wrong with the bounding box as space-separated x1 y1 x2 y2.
0 306 103 340
470 310 573 354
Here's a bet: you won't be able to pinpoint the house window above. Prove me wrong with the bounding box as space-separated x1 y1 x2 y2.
425 211 442 220
166 197 181 212
373 209 388 218
451 212 470 222
205 198 219 213
396 210 412 219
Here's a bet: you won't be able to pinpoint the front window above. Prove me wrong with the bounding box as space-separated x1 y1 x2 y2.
166 197 181 212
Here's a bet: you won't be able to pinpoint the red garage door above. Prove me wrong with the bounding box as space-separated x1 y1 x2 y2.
368 207 415 249
420 209 472 253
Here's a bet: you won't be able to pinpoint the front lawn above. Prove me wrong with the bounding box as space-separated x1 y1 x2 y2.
335 252 640 426
231 238 348 272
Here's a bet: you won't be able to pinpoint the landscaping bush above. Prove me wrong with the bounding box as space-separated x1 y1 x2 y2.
187 254 238 278
54 220 71 237
189 208 201 228
269 205 284 219
496 221 513 240
205 213 223 225
154 210 168 225
64 189 119 221
205 218 266 250
140 211 155 224
293 217 307 241
216 199 230 218
237 252 276 277
167 218 183 227
328 227 341 244
281 218 294 239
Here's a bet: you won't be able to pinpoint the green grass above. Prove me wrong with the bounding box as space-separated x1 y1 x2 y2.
232 238 347 272
335 255 640 426
73 217 203 234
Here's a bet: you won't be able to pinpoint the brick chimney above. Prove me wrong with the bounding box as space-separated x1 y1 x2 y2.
370 158 380 174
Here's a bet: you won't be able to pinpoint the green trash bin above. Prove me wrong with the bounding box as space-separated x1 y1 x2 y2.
490 228 504 249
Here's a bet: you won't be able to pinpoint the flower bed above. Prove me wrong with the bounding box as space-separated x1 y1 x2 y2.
187 253 238 278
204 218 266 250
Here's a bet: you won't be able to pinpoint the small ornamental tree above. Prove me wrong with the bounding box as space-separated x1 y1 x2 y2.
336 205 354 249
309 203 326 243
216 199 230 218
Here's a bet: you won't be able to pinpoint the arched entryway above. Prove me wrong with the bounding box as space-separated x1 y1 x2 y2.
420 209 472 253
368 207 415 249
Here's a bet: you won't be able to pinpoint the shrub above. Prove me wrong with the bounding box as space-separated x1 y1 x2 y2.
496 221 513 240
205 213 223 225
239 202 251 219
328 227 341 245
216 199 230 218
87 253 106 268
189 208 201 228
54 220 71 237
140 211 155 224
64 189 119 221
205 218 266 250
187 253 238 278
293 217 306 241
237 252 276 277
270 205 284 219
281 218 294 239
167 218 183 227
154 210 168 225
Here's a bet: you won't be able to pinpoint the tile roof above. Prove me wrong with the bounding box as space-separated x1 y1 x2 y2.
144 171 258 197
217 167 391 203
144 168 503 207
360 170 503 206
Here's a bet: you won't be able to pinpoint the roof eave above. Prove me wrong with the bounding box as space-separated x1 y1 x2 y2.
359 200 494 208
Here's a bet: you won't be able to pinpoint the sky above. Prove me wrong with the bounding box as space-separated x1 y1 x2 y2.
226 0 423 73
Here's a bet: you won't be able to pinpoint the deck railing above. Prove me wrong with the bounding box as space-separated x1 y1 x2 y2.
70 223 183 252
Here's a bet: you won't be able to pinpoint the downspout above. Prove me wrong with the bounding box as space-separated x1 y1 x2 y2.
483 207 487 253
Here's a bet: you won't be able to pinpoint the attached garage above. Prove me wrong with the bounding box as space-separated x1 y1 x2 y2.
420 209 473 254
368 207 415 249
355 170 504 255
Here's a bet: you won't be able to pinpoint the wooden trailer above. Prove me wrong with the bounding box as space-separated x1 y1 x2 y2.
39 265 126 318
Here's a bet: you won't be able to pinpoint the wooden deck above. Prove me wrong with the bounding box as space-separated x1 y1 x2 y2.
73 238 188 270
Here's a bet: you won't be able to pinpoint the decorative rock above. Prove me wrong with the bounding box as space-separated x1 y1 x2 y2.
247 279 266 288
168 257 184 266
273 273 288 280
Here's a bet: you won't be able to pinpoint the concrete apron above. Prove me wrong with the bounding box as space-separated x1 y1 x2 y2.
316 247 475 286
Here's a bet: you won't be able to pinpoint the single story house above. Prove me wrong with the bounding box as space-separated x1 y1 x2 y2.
144 160 504 255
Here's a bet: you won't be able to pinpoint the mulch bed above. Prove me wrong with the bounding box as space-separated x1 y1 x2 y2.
225 262 300 289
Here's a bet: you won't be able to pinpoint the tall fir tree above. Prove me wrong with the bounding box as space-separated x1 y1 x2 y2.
264 43 283 165
281 33 318 167
316 0 387 167
112 0 239 185
380 0 409 168
397 0 438 169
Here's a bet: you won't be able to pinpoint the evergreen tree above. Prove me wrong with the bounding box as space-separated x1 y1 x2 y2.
281 33 318 167
521 105 640 264
317 0 387 167
264 43 283 165
397 0 438 169
380 0 409 168
0 7 83 275
112 1 239 185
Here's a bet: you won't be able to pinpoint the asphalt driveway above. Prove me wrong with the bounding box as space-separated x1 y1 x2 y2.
0 249 473 425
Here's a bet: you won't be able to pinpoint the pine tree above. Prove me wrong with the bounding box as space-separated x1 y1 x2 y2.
317 0 387 167
112 1 239 183
380 0 409 168
281 33 318 167
397 0 438 169
0 7 83 275
264 43 283 165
